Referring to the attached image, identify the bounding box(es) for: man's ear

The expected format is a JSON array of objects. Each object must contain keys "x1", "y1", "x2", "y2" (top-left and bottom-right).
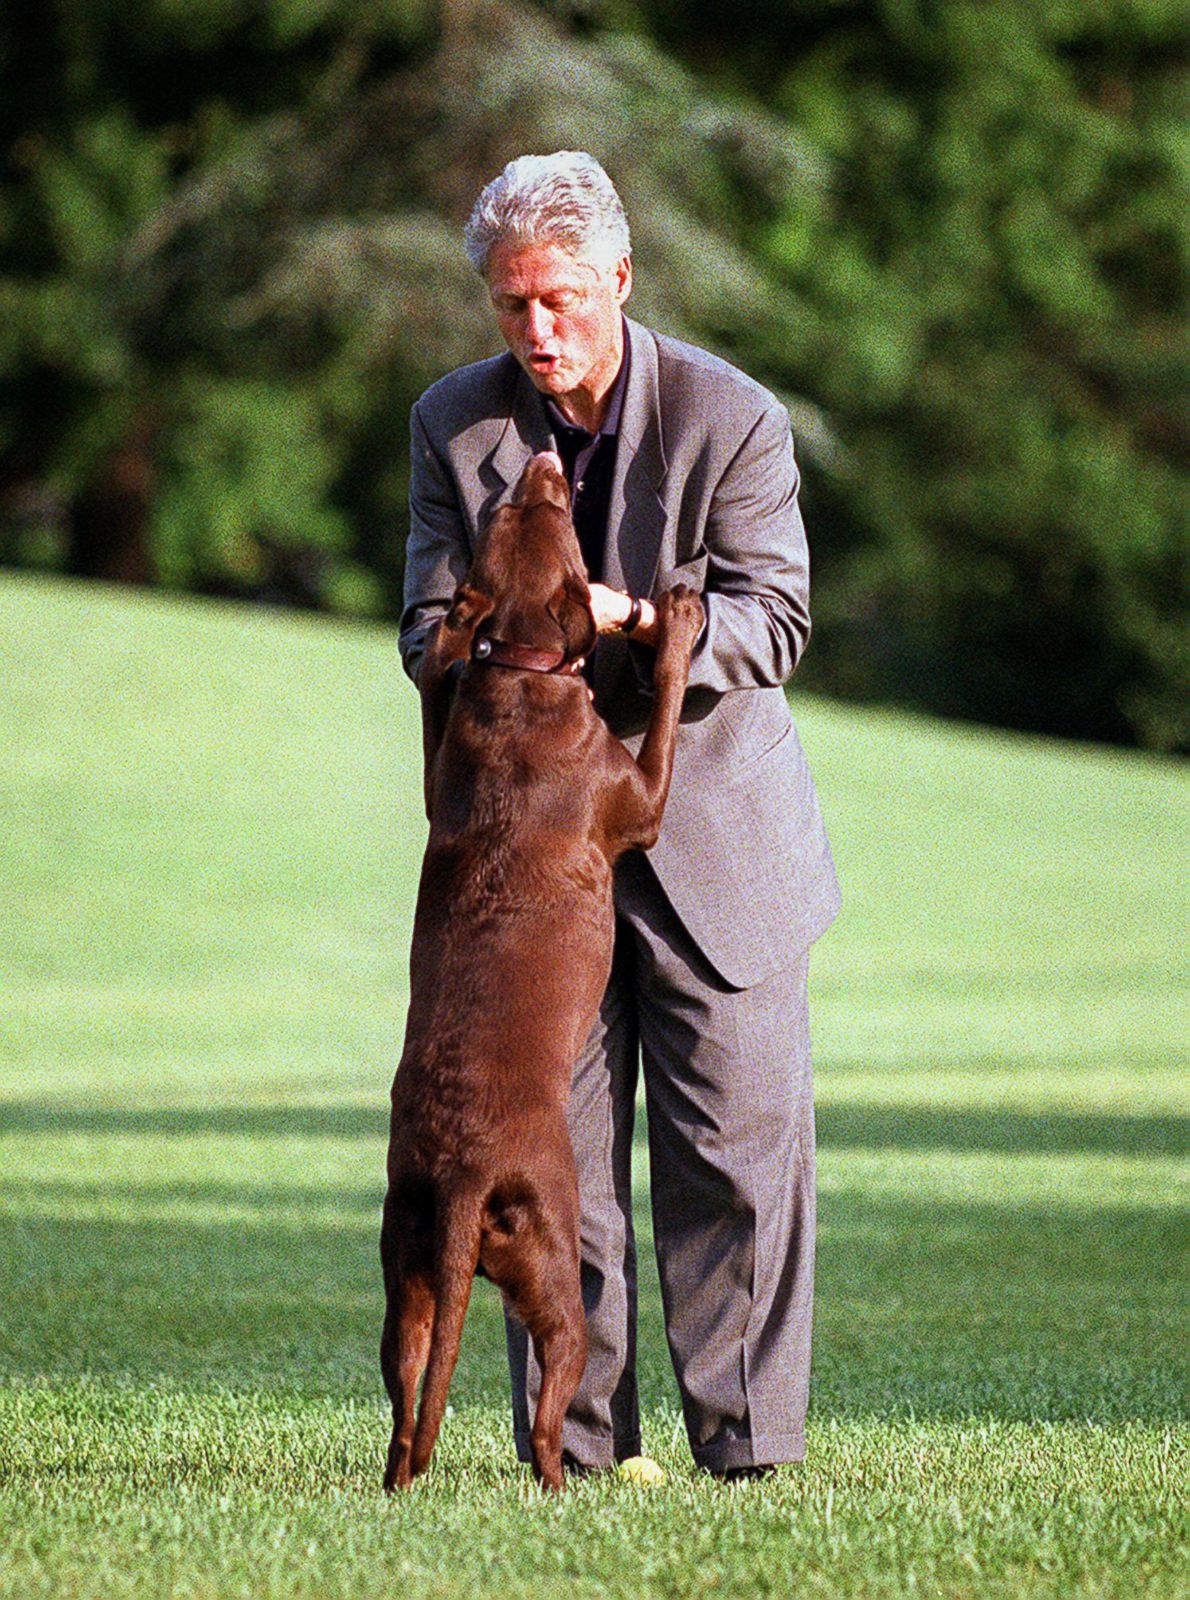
[
  {"x1": 612, "y1": 252, "x2": 633, "y2": 308},
  {"x1": 550, "y1": 572, "x2": 598, "y2": 659},
  {"x1": 446, "y1": 582, "x2": 494, "y2": 632}
]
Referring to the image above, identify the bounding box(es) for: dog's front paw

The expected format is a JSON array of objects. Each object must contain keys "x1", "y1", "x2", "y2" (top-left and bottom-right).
[{"x1": 654, "y1": 584, "x2": 704, "y2": 653}]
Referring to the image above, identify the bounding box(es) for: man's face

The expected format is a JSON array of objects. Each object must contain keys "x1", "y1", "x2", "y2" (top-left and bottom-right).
[{"x1": 486, "y1": 239, "x2": 632, "y2": 411}]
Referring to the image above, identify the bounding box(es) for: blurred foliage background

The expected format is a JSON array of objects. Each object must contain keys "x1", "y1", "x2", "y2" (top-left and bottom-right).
[{"x1": 1, "y1": 0, "x2": 1185, "y2": 748}]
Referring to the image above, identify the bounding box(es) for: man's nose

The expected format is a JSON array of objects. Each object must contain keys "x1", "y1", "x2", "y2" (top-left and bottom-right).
[{"x1": 524, "y1": 301, "x2": 554, "y2": 345}]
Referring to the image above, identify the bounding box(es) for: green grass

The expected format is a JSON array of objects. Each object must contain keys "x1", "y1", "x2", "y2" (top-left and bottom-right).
[{"x1": 0, "y1": 571, "x2": 1186, "y2": 1599}]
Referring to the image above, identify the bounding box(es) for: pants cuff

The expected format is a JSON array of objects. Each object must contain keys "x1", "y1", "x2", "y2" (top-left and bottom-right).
[
  {"x1": 691, "y1": 1429, "x2": 805, "y2": 1472},
  {"x1": 514, "y1": 1429, "x2": 642, "y2": 1471}
]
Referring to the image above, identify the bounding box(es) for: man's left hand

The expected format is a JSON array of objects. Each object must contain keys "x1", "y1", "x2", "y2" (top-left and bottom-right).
[{"x1": 589, "y1": 583, "x2": 658, "y2": 644}]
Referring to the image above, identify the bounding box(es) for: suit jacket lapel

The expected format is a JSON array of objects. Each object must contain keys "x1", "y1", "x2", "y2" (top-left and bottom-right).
[
  {"x1": 592, "y1": 319, "x2": 668, "y2": 711},
  {"x1": 487, "y1": 359, "x2": 555, "y2": 509},
  {"x1": 603, "y1": 317, "x2": 667, "y2": 597}
]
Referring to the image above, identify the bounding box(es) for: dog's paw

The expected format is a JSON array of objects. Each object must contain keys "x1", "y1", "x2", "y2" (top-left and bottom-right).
[{"x1": 655, "y1": 584, "x2": 704, "y2": 650}]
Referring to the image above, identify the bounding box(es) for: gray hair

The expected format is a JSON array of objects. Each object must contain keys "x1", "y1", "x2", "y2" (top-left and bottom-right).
[{"x1": 463, "y1": 151, "x2": 631, "y2": 276}]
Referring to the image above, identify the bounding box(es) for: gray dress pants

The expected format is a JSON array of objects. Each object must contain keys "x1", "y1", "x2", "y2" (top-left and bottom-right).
[{"x1": 506, "y1": 850, "x2": 817, "y2": 1473}]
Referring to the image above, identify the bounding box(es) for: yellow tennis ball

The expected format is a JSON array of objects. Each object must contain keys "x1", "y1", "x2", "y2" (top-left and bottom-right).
[{"x1": 618, "y1": 1455, "x2": 666, "y2": 1486}]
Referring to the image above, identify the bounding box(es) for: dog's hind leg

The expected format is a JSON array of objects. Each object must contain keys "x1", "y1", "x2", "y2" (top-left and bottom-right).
[
  {"x1": 380, "y1": 1188, "x2": 436, "y2": 1492},
  {"x1": 380, "y1": 1269, "x2": 435, "y2": 1492},
  {"x1": 481, "y1": 1173, "x2": 589, "y2": 1492},
  {"x1": 500, "y1": 1209, "x2": 587, "y2": 1492},
  {"x1": 527, "y1": 1275, "x2": 588, "y2": 1493}
]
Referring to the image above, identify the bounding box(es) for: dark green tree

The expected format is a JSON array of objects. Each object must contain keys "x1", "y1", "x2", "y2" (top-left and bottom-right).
[
  {"x1": 2, "y1": 0, "x2": 1184, "y2": 747},
  {"x1": 627, "y1": 0, "x2": 1187, "y2": 748},
  {"x1": 0, "y1": 0, "x2": 435, "y2": 601}
]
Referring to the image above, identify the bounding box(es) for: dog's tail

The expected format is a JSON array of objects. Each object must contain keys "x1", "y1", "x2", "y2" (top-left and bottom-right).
[{"x1": 410, "y1": 1186, "x2": 484, "y2": 1478}]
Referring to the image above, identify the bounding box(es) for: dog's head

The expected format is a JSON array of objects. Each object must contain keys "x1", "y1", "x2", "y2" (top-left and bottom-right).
[{"x1": 452, "y1": 452, "x2": 596, "y2": 662}]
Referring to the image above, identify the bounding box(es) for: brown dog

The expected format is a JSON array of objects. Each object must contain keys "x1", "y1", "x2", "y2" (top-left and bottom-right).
[{"x1": 380, "y1": 451, "x2": 702, "y2": 1493}]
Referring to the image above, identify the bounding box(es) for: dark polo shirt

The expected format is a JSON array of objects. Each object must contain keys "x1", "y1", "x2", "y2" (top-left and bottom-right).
[{"x1": 541, "y1": 318, "x2": 630, "y2": 584}]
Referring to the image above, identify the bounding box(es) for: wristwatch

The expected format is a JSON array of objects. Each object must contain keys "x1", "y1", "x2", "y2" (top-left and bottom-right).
[{"x1": 619, "y1": 595, "x2": 643, "y2": 636}]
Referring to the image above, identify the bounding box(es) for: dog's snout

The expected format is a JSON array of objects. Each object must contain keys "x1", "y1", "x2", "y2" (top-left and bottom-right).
[{"x1": 512, "y1": 451, "x2": 570, "y2": 509}]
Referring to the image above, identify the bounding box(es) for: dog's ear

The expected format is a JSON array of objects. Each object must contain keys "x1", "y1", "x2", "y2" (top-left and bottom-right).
[
  {"x1": 445, "y1": 582, "x2": 494, "y2": 632},
  {"x1": 550, "y1": 572, "x2": 598, "y2": 659}
]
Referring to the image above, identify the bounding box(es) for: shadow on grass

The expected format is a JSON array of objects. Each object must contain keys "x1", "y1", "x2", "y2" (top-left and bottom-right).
[
  {"x1": 0, "y1": 1203, "x2": 507, "y2": 1405},
  {"x1": 0, "y1": 1179, "x2": 1182, "y2": 1426},
  {"x1": 815, "y1": 1103, "x2": 1186, "y2": 1157},
  {"x1": 0, "y1": 1101, "x2": 387, "y2": 1140},
  {"x1": 2, "y1": 1097, "x2": 1184, "y2": 1157},
  {"x1": 0, "y1": 1177, "x2": 384, "y2": 1213}
]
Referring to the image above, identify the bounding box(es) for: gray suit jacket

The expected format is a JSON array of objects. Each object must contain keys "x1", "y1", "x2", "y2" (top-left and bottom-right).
[{"x1": 399, "y1": 315, "x2": 840, "y2": 986}]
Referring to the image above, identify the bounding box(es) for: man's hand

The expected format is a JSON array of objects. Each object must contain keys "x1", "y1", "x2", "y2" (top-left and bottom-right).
[{"x1": 588, "y1": 582, "x2": 659, "y2": 646}]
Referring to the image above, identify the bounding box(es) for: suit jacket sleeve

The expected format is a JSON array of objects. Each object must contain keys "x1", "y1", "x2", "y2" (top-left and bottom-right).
[
  {"x1": 398, "y1": 402, "x2": 471, "y2": 685},
  {"x1": 680, "y1": 400, "x2": 812, "y2": 695}
]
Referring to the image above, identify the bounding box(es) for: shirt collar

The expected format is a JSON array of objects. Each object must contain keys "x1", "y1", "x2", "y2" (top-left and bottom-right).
[{"x1": 543, "y1": 314, "x2": 631, "y2": 441}]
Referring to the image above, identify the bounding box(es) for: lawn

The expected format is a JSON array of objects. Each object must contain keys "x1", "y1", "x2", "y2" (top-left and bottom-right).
[{"x1": 0, "y1": 571, "x2": 1185, "y2": 1599}]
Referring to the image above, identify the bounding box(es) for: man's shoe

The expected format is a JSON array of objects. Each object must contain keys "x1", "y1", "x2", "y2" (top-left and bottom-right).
[{"x1": 713, "y1": 1464, "x2": 777, "y2": 1483}]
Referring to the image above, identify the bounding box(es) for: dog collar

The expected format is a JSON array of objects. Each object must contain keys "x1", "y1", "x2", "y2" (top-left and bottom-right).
[{"x1": 471, "y1": 638, "x2": 585, "y2": 676}]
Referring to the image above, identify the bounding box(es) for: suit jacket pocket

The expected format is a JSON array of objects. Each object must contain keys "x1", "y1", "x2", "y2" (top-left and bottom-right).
[{"x1": 727, "y1": 696, "x2": 794, "y2": 779}]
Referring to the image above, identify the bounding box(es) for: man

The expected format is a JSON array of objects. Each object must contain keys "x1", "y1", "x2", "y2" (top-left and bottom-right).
[{"x1": 399, "y1": 151, "x2": 840, "y2": 1478}]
